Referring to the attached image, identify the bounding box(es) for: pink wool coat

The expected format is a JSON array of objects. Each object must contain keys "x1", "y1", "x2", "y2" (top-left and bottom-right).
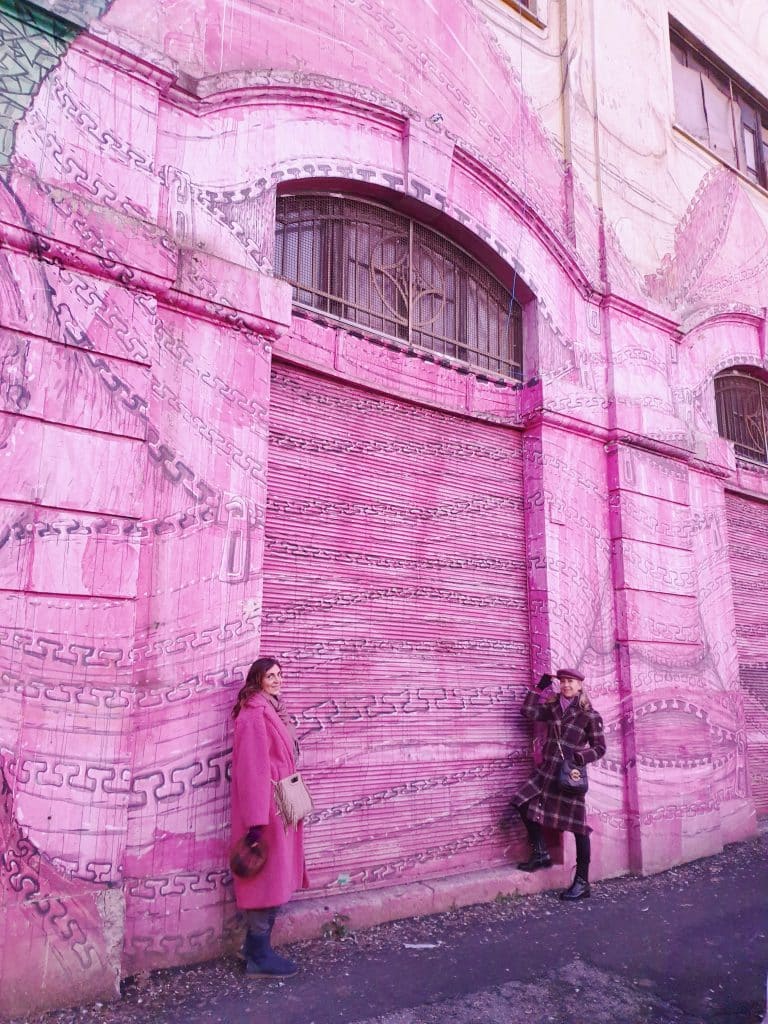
[
  {"x1": 231, "y1": 693, "x2": 309, "y2": 909},
  {"x1": 511, "y1": 689, "x2": 606, "y2": 835}
]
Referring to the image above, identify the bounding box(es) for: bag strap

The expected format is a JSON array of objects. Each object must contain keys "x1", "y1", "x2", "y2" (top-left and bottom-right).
[{"x1": 553, "y1": 722, "x2": 566, "y2": 761}]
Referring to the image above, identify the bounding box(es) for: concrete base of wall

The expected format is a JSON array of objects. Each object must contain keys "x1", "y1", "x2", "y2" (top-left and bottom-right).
[
  {"x1": 721, "y1": 800, "x2": 758, "y2": 846},
  {"x1": 272, "y1": 861, "x2": 611, "y2": 945},
  {"x1": 0, "y1": 889, "x2": 123, "y2": 1020},
  {"x1": 272, "y1": 816, "x2": 759, "y2": 945}
]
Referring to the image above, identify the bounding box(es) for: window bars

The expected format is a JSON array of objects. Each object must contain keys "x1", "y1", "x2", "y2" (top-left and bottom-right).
[
  {"x1": 715, "y1": 371, "x2": 768, "y2": 464},
  {"x1": 275, "y1": 193, "x2": 524, "y2": 380}
]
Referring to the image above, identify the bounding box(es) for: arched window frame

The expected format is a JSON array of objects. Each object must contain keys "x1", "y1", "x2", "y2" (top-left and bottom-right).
[
  {"x1": 714, "y1": 368, "x2": 768, "y2": 464},
  {"x1": 274, "y1": 192, "x2": 525, "y2": 381}
]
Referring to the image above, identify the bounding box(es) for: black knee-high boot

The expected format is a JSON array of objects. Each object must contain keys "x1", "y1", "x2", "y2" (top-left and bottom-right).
[
  {"x1": 516, "y1": 803, "x2": 552, "y2": 872},
  {"x1": 244, "y1": 907, "x2": 299, "y2": 977},
  {"x1": 560, "y1": 833, "x2": 591, "y2": 901}
]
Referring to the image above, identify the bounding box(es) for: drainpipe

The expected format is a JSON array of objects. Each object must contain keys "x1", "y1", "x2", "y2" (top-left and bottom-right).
[
  {"x1": 559, "y1": 0, "x2": 607, "y2": 284},
  {"x1": 560, "y1": 0, "x2": 642, "y2": 871}
]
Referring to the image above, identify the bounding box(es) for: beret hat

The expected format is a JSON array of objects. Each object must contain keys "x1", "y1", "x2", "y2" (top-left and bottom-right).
[{"x1": 556, "y1": 667, "x2": 585, "y2": 681}]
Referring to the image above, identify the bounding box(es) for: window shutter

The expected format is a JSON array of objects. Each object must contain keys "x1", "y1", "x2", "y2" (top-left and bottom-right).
[
  {"x1": 701, "y1": 76, "x2": 738, "y2": 164},
  {"x1": 671, "y1": 59, "x2": 709, "y2": 143}
]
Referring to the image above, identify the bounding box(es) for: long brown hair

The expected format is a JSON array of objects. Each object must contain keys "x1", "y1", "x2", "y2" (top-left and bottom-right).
[{"x1": 232, "y1": 657, "x2": 281, "y2": 719}]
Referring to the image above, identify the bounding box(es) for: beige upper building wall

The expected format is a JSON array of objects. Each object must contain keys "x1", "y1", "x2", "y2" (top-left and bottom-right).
[
  {"x1": 478, "y1": 0, "x2": 768, "y2": 281},
  {"x1": 671, "y1": 0, "x2": 768, "y2": 93}
]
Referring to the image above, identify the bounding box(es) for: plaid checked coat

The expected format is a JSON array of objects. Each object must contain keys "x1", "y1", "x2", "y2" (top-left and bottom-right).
[{"x1": 511, "y1": 688, "x2": 606, "y2": 835}]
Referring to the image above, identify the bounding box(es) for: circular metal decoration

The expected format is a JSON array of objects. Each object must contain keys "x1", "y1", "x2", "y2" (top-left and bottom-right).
[
  {"x1": 369, "y1": 235, "x2": 446, "y2": 329},
  {"x1": 275, "y1": 193, "x2": 524, "y2": 380}
]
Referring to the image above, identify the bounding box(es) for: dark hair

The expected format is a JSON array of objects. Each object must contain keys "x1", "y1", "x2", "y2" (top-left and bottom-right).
[{"x1": 232, "y1": 657, "x2": 281, "y2": 719}]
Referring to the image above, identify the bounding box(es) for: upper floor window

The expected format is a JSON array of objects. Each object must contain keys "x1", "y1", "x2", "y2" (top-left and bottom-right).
[
  {"x1": 715, "y1": 369, "x2": 768, "y2": 464},
  {"x1": 670, "y1": 23, "x2": 768, "y2": 189},
  {"x1": 498, "y1": 0, "x2": 547, "y2": 28},
  {"x1": 275, "y1": 193, "x2": 524, "y2": 380}
]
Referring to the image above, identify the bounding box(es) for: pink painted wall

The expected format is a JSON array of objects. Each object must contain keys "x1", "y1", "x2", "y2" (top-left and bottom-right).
[{"x1": 0, "y1": 0, "x2": 764, "y2": 1014}]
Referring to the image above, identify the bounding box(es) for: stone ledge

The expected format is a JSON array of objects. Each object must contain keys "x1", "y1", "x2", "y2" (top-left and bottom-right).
[{"x1": 273, "y1": 863, "x2": 575, "y2": 944}]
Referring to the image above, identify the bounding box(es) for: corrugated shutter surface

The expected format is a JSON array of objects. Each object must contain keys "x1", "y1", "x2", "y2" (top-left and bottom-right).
[
  {"x1": 726, "y1": 492, "x2": 768, "y2": 813},
  {"x1": 260, "y1": 365, "x2": 532, "y2": 893}
]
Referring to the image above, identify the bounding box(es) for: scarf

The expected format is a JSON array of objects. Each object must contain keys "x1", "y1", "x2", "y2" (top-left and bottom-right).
[{"x1": 269, "y1": 694, "x2": 301, "y2": 763}]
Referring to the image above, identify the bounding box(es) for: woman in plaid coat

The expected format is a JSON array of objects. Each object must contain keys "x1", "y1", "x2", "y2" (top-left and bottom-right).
[{"x1": 510, "y1": 668, "x2": 606, "y2": 900}]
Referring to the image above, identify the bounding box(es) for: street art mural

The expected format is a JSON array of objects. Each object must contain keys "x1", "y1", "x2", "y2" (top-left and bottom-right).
[{"x1": 0, "y1": 0, "x2": 765, "y2": 1014}]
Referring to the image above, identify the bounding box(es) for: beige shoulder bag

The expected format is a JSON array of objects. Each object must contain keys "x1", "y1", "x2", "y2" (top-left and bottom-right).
[{"x1": 273, "y1": 771, "x2": 314, "y2": 827}]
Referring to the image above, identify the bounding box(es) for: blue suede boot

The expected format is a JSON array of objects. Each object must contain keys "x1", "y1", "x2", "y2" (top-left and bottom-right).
[{"x1": 244, "y1": 929, "x2": 298, "y2": 978}]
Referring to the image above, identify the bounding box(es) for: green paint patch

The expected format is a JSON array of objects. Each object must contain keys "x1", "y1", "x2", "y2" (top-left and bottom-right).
[{"x1": 0, "y1": 0, "x2": 113, "y2": 171}]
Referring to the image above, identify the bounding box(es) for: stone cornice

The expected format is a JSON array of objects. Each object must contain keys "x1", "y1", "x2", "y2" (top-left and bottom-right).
[
  {"x1": 72, "y1": 30, "x2": 178, "y2": 93},
  {"x1": 678, "y1": 306, "x2": 768, "y2": 337},
  {"x1": 45, "y1": 28, "x2": 698, "y2": 328},
  {"x1": 600, "y1": 293, "x2": 680, "y2": 334}
]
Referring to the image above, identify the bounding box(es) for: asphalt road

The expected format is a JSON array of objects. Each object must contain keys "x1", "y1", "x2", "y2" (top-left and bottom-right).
[{"x1": 19, "y1": 826, "x2": 768, "y2": 1024}]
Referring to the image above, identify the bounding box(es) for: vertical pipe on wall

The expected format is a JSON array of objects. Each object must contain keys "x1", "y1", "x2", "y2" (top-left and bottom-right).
[
  {"x1": 558, "y1": 0, "x2": 607, "y2": 283},
  {"x1": 586, "y1": 0, "x2": 608, "y2": 284},
  {"x1": 558, "y1": 0, "x2": 577, "y2": 245}
]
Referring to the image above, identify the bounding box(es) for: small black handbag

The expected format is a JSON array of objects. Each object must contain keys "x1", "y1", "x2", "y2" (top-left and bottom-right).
[{"x1": 554, "y1": 726, "x2": 589, "y2": 795}]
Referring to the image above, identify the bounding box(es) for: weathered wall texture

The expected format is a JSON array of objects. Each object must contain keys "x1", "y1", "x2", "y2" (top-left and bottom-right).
[{"x1": 0, "y1": 0, "x2": 765, "y2": 1014}]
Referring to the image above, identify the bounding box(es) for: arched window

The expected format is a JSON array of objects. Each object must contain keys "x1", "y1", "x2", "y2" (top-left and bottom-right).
[
  {"x1": 714, "y1": 369, "x2": 768, "y2": 463},
  {"x1": 275, "y1": 193, "x2": 524, "y2": 380}
]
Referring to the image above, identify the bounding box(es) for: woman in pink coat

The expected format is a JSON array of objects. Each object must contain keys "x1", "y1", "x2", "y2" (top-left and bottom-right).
[{"x1": 231, "y1": 657, "x2": 309, "y2": 977}]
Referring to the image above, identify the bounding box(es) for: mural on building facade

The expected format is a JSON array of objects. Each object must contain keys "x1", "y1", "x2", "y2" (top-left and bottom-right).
[{"x1": 0, "y1": 0, "x2": 764, "y2": 1014}]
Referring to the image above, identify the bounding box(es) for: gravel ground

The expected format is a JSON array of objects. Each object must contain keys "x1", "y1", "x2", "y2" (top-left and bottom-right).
[
  {"x1": 354, "y1": 960, "x2": 705, "y2": 1024},
  {"x1": 10, "y1": 828, "x2": 768, "y2": 1024}
]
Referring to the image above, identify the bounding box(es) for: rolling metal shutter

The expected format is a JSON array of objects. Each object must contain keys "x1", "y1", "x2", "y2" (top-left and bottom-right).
[
  {"x1": 260, "y1": 364, "x2": 532, "y2": 893},
  {"x1": 726, "y1": 492, "x2": 768, "y2": 813}
]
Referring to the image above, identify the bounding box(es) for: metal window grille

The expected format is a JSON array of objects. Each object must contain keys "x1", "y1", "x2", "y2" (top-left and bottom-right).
[
  {"x1": 275, "y1": 193, "x2": 524, "y2": 380},
  {"x1": 715, "y1": 371, "x2": 768, "y2": 464}
]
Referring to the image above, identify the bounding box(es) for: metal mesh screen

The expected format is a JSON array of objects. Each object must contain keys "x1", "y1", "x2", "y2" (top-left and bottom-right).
[
  {"x1": 275, "y1": 194, "x2": 524, "y2": 379},
  {"x1": 715, "y1": 372, "x2": 768, "y2": 464}
]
